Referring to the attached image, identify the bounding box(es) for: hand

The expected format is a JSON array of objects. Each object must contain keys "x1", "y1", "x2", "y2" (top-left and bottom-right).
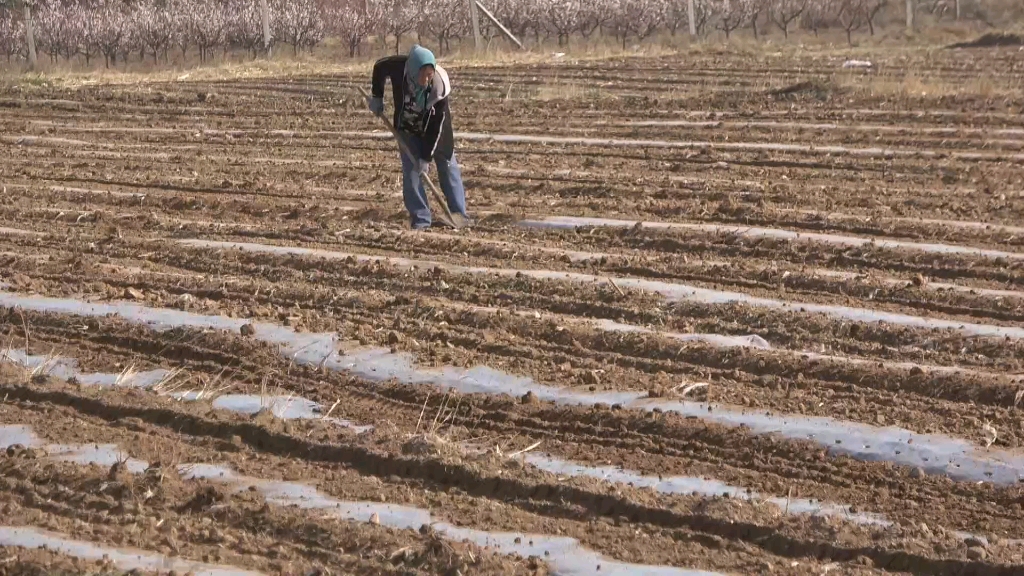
[
  {"x1": 417, "y1": 159, "x2": 431, "y2": 175},
  {"x1": 368, "y1": 96, "x2": 384, "y2": 115}
]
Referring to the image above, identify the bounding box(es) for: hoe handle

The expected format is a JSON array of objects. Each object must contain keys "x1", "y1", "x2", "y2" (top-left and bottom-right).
[{"x1": 357, "y1": 87, "x2": 459, "y2": 228}]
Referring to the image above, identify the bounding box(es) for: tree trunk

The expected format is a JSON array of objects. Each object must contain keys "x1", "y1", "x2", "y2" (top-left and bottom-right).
[
  {"x1": 905, "y1": 0, "x2": 913, "y2": 29},
  {"x1": 466, "y1": 0, "x2": 481, "y2": 50},
  {"x1": 23, "y1": 2, "x2": 37, "y2": 70},
  {"x1": 261, "y1": 0, "x2": 272, "y2": 57},
  {"x1": 687, "y1": 0, "x2": 697, "y2": 35}
]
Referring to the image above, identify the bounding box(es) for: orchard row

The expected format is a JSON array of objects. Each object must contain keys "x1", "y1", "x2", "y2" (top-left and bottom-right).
[{"x1": 0, "y1": 0, "x2": 985, "y2": 67}]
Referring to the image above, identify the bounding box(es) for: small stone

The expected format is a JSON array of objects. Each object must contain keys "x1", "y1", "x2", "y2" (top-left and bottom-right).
[
  {"x1": 124, "y1": 287, "x2": 145, "y2": 300},
  {"x1": 910, "y1": 366, "x2": 925, "y2": 376},
  {"x1": 909, "y1": 467, "x2": 925, "y2": 479},
  {"x1": 387, "y1": 331, "x2": 401, "y2": 346},
  {"x1": 240, "y1": 324, "x2": 255, "y2": 337},
  {"x1": 966, "y1": 547, "x2": 987, "y2": 561},
  {"x1": 848, "y1": 505, "x2": 858, "y2": 514},
  {"x1": 912, "y1": 273, "x2": 928, "y2": 287},
  {"x1": 876, "y1": 414, "x2": 886, "y2": 425},
  {"x1": 583, "y1": 370, "x2": 600, "y2": 386},
  {"x1": 369, "y1": 512, "x2": 380, "y2": 525},
  {"x1": 521, "y1": 391, "x2": 539, "y2": 405}
]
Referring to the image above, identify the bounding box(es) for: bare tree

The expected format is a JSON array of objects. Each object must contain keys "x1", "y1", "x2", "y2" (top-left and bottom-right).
[
  {"x1": 748, "y1": 0, "x2": 766, "y2": 38},
  {"x1": 95, "y1": 0, "x2": 129, "y2": 67},
  {"x1": 417, "y1": 0, "x2": 467, "y2": 54},
  {"x1": 0, "y1": 7, "x2": 24, "y2": 62},
  {"x1": 612, "y1": 0, "x2": 666, "y2": 47},
  {"x1": 768, "y1": 0, "x2": 807, "y2": 37},
  {"x1": 836, "y1": 0, "x2": 866, "y2": 44},
  {"x1": 226, "y1": 0, "x2": 268, "y2": 58},
  {"x1": 490, "y1": 0, "x2": 537, "y2": 44},
  {"x1": 801, "y1": 0, "x2": 838, "y2": 35},
  {"x1": 716, "y1": 0, "x2": 751, "y2": 37},
  {"x1": 273, "y1": 0, "x2": 323, "y2": 54},
  {"x1": 379, "y1": 0, "x2": 417, "y2": 53},
  {"x1": 538, "y1": 0, "x2": 585, "y2": 46},
  {"x1": 129, "y1": 1, "x2": 157, "y2": 61},
  {"x1": 330, "y1": 0, "x2": 382, "y2": 57},
  {"x1": 862, "y1": 0, "x2": 887, "y2": 34},
  {"x1": 192, "y1": 0, "x2": 227, "y2": 61}
]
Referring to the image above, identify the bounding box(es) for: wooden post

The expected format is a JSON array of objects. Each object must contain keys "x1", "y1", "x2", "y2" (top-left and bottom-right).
[
  {"x1": 954, "y1": 0, "x2": 960, "y2": 20},
  {"x1": 905, "y1": 0, "x2": 913, "y2": 29},
  {"x1": 475, "y1": 0, "x2": 523, "y2": 48},
  {"x1": 687, "y1": 0, "x2": 697, "y2": 35},
  {"x1": 260, "y1": 0, "x2": 271, "y2": 57},
  {"x1": 466, "y1": 0, "x2": 481, "y2": 50},
  {"x1": 23, "y1": 0, "x2": 36, "y2": 69}
]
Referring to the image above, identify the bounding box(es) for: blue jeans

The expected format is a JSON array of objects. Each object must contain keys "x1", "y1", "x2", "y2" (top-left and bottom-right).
[{"x1": 399, "y1": 133, "x2": 467, "y2": 229}]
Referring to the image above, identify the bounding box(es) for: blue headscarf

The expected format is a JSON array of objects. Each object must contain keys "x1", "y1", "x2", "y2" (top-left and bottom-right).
[{"x1": 405, "y1": 44, "x2": 437, "y2": 110}]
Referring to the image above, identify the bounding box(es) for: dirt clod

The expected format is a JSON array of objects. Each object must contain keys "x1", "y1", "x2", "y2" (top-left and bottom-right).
[
  {"x1": 964, "y1": 537, "x2": 987, "y2": 549},
  {"x1": 966, "y1": 547, "x2": 988, "y2": 560}
]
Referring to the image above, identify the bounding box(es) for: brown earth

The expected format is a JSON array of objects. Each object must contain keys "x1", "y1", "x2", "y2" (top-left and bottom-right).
[{"x1": 1, "y1": 46, "x2": 1024, "y2": 575}]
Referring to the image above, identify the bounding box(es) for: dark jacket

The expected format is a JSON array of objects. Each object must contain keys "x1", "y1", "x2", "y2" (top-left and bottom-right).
[{"x1": 371, "y1": 55, "x2": 455, "y2": 162}]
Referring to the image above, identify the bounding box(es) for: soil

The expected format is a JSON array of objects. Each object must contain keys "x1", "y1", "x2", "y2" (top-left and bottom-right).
[{"x1": 2, "y1": 47, "x2": 1024, "y2": 575}]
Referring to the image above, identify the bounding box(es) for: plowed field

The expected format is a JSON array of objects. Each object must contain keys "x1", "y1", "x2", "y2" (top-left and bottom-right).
[{"x1": 2, "y1": 48, "x2": 1024, "y2": 575}]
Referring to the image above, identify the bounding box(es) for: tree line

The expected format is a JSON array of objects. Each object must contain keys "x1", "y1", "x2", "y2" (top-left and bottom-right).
[{"x1": 0, "y1": 0, "x2": 1012, "y2": 68}]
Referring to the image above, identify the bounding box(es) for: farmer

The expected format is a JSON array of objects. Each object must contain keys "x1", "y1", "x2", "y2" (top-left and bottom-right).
[{"x1": 368, "y1": 45, "x2": 469, "y2": 229}]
